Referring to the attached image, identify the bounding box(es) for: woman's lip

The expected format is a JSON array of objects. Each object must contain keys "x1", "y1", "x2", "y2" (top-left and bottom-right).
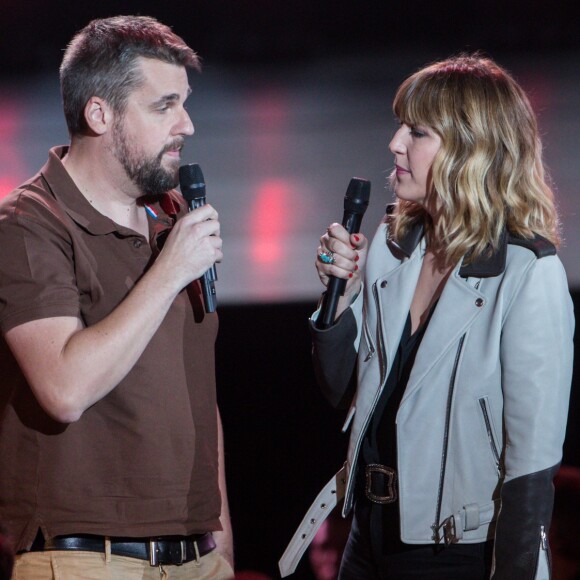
[{"x1": 395, "y1": 164, "x2": 410, "y2": 174}]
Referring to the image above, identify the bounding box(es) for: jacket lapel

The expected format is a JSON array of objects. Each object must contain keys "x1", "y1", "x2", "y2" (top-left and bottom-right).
[
  {"x1": 375, "y1": 243, "x2": 423, "y2": 378},
  {"x1": 400, "y1": 269, "x2": 485, "y2": 406},
  {"x1": 376, "y1": 217, "x2": 505, "y2": 405}
]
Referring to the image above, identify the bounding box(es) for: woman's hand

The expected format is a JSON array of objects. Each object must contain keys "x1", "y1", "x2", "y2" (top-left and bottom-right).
[{"x1": 316, "y1": 223, "x2": 368, "y2": 319}]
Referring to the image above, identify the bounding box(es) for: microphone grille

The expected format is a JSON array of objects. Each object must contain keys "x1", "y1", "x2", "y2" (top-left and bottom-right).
[
  {"x1": 344, "y1": 177, "x2": 371, "y2": 214},
  {"x1": 179, "y1": 164, "x2": 205, "y2": 201}
]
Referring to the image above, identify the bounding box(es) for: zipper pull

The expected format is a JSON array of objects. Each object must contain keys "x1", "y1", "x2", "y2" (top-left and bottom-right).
[{"x1": 540, "y1": 525, "x2": 548, "y2": 550}]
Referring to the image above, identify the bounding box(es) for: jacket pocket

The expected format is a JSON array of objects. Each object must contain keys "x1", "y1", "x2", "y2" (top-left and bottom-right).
[{"x1": 478, "y1": 396, "x2": 502, "y2": 475}]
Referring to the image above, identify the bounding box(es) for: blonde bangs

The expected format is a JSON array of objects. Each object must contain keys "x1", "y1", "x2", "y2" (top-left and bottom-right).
[
  {"x1": 390, "y1": 55, "x2": 560, "y2": 265},
  {"x1": 393, "y1": 69, "x2": 449, "y2": 134}
]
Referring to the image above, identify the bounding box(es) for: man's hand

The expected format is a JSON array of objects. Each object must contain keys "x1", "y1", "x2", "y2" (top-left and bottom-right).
[{"x1": 153, "y1": 204, "x2": 223, "y2": 293}]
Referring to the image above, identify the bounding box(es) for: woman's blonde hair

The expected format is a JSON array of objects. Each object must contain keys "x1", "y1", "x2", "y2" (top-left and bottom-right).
[{"x1": 390, "y1": 54, "x2": 560, "y2": 264}]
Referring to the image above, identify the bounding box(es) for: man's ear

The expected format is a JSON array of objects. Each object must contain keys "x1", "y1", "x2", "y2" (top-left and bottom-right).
[{"x1": 83, "y1": 97, "x2": 113, "y2": 135}]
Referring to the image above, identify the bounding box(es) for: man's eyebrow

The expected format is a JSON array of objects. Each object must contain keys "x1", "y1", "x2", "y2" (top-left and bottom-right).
[
  {"x1": 151, "y1": 94, "x2": 179, "y2": 108},
  {"x1": 151, "y1": 87, "x2": 192, "y2": 108}
]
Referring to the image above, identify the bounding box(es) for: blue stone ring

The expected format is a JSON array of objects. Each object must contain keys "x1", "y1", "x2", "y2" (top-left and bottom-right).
[{"x1": 319, "y1": 250, "x2": 335, "y2": 265}]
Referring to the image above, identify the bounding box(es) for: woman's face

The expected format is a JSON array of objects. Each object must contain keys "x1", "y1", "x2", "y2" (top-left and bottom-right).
[{"x1": 389, "y1": 122, "x2": 441, "y2": 206}]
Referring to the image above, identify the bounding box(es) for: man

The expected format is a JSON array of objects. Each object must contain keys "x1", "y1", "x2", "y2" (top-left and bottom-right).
[{"x1": 0, "y1": 15, "x2": 234, "y2": 579}]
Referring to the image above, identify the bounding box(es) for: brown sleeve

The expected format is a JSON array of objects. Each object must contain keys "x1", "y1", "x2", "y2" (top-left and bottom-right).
[{"x1": 0, "y1": 192, "x2": 80, "y2": 334}]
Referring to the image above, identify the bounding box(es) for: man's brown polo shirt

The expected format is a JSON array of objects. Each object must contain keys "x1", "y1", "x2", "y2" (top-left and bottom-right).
[{"x1": 0, "y1": 147, "x2": 221, "y2": 551}]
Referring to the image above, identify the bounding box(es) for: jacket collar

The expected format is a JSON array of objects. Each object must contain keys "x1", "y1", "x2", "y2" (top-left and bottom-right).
[{"x1": 387, "y1": 218, "x2": 508, "y2": 278}]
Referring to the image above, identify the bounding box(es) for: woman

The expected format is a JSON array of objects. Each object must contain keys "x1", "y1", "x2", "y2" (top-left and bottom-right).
[{"x1": 310, "y1": 55, "x2": 574, "y2": 579}]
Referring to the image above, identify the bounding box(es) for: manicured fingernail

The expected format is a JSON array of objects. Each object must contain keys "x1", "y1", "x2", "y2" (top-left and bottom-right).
[
  {"x1": 354, "y1": 235, "x2": 360, "y2": 242},
  {"x1": 355, "y1": 255, "x2": 359, "y2": 262},
  {"x1": 355, "y1": 265, "x2": 358, "y2": 271},
  {"x1": 349, "y1": 273, "x2": 353, "y2": 278}
]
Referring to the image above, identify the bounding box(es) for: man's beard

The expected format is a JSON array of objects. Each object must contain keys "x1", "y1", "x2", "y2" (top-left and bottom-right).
[{"x1": 112, "y1": 122, "x2": 182, "y2": 197}]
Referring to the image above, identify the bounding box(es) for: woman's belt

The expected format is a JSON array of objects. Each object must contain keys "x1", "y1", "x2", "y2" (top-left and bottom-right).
[{"x1": 364, "y1": 463, "x2": 398, "y2": 504}]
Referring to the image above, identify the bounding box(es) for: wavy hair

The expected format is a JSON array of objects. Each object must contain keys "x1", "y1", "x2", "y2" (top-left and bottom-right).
[{"x1": 390, "y1": 54, "x2": 560, "y2": 264}]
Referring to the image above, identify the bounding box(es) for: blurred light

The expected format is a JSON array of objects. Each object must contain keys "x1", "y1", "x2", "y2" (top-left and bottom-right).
[
  {"x1": 248, "y1": 90, "x2": 288, "y2": 128},
  {"x1": 0, "y1": 99, "x2": 26, "y2": 200},
  {"x1": 0, "y1": 177, "x2": 20, "y2": 199},
  {"x1": 247, "y1": 89, "x2": 288, "y2": 169},
  {"x1": 247, "y1": 89, "x2": 292, "y2": 267},
  {"x1": 250, "y1": 179, "x2": 293, "y2": 264}
]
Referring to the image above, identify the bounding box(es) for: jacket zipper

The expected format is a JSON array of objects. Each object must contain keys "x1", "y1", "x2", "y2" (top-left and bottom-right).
[
  {"x1": 362, "y1": 319, "x2": 376, "y2": 362},
  {"x1": 431, "y1": 278, "x2": 482, "y2": 543},
  {"x1": 478, "y1": 398, "x2": 501, "y2": 473},
  {"x1": 372, "y1": 282, "x2": 387, "y2": 384},
  {"x1": 431, "y1": 333, "x2": 466, "y2": 543},
  {"x1": 345, "y1": 282, "x2": 388, "y2": 507},
  {"x1": 540, "y1": 525, "x2": 551, "y2": 572}
]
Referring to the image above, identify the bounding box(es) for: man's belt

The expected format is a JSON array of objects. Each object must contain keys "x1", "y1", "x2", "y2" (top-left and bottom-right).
[
  {"x1": 365, "y1": 463, "x2": 397, "y2": 504},
  {"x1": 27, "y1": 532, "x2": 216, "y2": 566}
]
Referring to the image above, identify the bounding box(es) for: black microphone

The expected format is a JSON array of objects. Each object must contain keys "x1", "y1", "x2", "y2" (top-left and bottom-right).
[
  {"x1": 179, "y1": 163, "x2": 218, "y2": 313},
  {"x1": 316, "y1": 177, "x2": 371, "y2": 330}
]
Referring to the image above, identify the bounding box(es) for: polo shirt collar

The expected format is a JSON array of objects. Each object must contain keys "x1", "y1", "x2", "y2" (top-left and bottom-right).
[{"x1": 40, "y1": 146, "x2": 179, "y2": 237}]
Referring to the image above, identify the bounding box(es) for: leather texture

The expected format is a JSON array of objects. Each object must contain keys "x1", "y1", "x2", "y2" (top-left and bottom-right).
[
  {"x1": 299, "y1": 221, "x2": 574, "y2": 578},
  {"x1": 29, "y1": 532, "x2": 215, "y2": 565},
  {"x1": 492, "y1": 466, "x2": 558, "y2": 579},
  {"x1": 279, "y1": 466, "x2": 347, "y2": 577}
]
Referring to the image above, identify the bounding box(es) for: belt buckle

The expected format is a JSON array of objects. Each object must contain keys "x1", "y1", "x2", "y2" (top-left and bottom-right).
[
  {"x1": 365, "y1": 464, "x2": 397, "y2": 504},
  {"x1": 149, "y1": 539, "x2": 187, "y2": 567},
  {"x1": 149, "y1": 540, "x2": 159, "y2": 567},
  {"x1": 431, "y1": 515, "x2": 458, "y2": 546},
  {"x1": 442, "y1": 515, "x2": 459, "y2": 546}
]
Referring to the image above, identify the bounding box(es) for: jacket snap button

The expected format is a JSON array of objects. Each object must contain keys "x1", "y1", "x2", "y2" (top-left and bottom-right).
[
  {"x1": 380, "y1": 280, "x2": 387, "y2": 288},
  {"x1": 133, "y1": 239, "x2": 143, "y2": 249},
  {"x1": 475, "y1": 298, "x2": 484, "y2": 307}
]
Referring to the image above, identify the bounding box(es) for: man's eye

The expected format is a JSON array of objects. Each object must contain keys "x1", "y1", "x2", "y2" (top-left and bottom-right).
[{"x1": 157, "y1": 102, "x2": 175, "y2": 113}]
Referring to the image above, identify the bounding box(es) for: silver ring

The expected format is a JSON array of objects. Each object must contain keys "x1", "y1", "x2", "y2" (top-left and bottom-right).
[{"x1": 319, "y1": 250, "x2": 335, "y2": 265}]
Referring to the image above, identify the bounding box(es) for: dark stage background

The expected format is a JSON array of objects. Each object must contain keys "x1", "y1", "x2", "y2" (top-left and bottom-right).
[{"x1": 1, "y1": 1, "x2": 578, "y2": 577}]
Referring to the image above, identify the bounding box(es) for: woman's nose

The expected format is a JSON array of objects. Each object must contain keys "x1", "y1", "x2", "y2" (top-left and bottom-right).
[{"x1": 389, "y1": 126, "x2": 407, "y2": 155}]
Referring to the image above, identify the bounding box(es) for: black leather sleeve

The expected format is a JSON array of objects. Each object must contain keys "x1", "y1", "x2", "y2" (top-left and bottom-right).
[
  {"x1": 492, "y1": 464, "x2": 559, "y2": 579},
  {"x1": 310, "y1": 308, "x2": 358, "y2": 409}
]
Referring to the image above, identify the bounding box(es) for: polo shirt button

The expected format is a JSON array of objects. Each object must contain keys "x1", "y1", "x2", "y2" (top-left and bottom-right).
[
  {"x1": 475, "y1": 298, "x2": 484, "y2": 307},
  {"x1": 380, "y1": 280, "x2": 387, "y2": 288},
  {"x1": 133, "y1": 239, "x2": 143, "y2": 249}
]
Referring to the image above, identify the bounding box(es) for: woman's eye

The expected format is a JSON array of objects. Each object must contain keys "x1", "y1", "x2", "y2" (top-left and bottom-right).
[{"x1": 410, "y1": 127, "x2": 426, "y2": 138}]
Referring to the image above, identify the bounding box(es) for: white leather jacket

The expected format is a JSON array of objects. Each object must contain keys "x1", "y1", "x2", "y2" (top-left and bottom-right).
[{"x1": 280, "y1": 218, "x2": 574, "y2": 579}]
